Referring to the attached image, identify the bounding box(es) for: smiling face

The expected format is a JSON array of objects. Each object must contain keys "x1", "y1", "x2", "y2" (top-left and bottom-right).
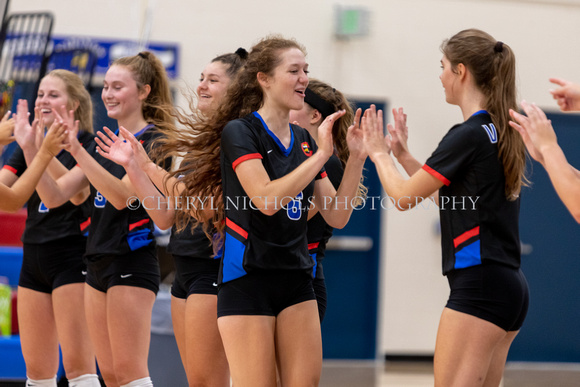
[
  {"x1": 35, "y1": 75, "x2": 71, "y2": 127},
  {"x1": 196, "y1": 61, "x2": 231, "y2": 114},
  {"x1": 261, "y1": 47, "x2": 309, "y2": 112},
  {"x1": 101, "y1": 65, "x2": 146, "y2": 121},
  {"x1": 440, "y1": 55, "x2": 460, "y2": 105}
]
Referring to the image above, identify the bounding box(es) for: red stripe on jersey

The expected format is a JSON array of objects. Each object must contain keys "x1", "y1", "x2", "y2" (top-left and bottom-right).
[
  {"x1": 308, "y1": 242, "x2": 320, "y2": 250},
  {"x1": 226, "y1": 217, "x2": 248, "y2": 239},
  {"x1": 129, "y1": 218, "x2": 150, "y2": 231},
  {"x1": 80, "y1": 217, "x2": 91, "y2": 232},
  {"x1": 232, "y1": 153, "x2": 262, "y2": 171},
  {"x1": 453, "y1": 226, "x2": 480, "y2": 248},
  {"x1": 422, "y1": 164, "x2": 450, "y2": 186},
  {"x1": 320, "y1": 171, "x2": 328, "y2": 179},
  {"x1": 2, "y1": 165, "x2": 17, "y2": 174}
]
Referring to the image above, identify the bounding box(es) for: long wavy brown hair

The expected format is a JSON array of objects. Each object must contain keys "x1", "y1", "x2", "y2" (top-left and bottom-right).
[
  {"x1": 441, "y1": 29, "x2": 528, "y2": 199},
  {"x1": 305, "y1": 78, "x2": 367, "y2": 202},
  {"x1": 158, "y1": 36, "x2": 305, "y2": 240}
]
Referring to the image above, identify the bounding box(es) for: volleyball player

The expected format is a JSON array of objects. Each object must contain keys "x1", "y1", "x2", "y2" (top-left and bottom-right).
[
  {"x1": 289, "y1": 78, "x2": 364, "y2": 321},
  {"x1": 160, "y1": 35, "x2": 366, "y2": 387},
  {"x1": 2, "y1": 70, "x2": 100, "y2": 387},
  {"x1": 95, "y1": 49, "x2": 249, "y2": 386},
  {"x1": 33, "y1": 52, "x2": 173, "y2": 387},
  {"x1": 362, "y1": 29, "x2": 529, "y2": 386}
]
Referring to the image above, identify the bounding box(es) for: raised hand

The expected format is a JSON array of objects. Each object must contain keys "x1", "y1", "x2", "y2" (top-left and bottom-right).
[
  {"x1": 346, "y1": 108, "x2": 367, "y2": 161},
  {"x1": 95, "y1": 126, "x2": 135, "y2": 167},
  {"x1": 549, "y1": 78, "x2": 580, "y2": 112},
  {"x1": 361, "y1": 104, "x2": 389, "y2": 162},
  {"x1": 40, "y1": 119, "x2": 67, "y2": 157},
  {"x1": 0, "y1": 110, "x2": 15, "y2": 145},
  {"x1": 316, "y1": 110, "x2": 345, "y2": 159},
  {"x1": 14, "y1": 100, "x2": 33, "y2": 148},
  {"x1": 509, "y1": 101, "x2": 556, "y2": 165},
  {"x1": 387, "y1": 107, "x2": 409, "y2": 159},
  {"x1": 118, "y1": 126, "x2": 154, "y2": 170}
]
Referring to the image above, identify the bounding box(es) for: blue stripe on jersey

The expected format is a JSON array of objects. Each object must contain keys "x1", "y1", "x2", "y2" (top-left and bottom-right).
[
  {"x1": 311, "y1": 252, "x2": 318, "y2": 278},
  {"x1": 454, "y1": 239, "x2": 482, "y2": 269},
  {"x1": 222, "y1": 231, "x2": 248, "y2": 282},
  {"x1": 472, "y1": 110, "x2": 488, "y2": 117},
  {"x1": 252, "y1": 111, "x2": 294, "y2": 157}
]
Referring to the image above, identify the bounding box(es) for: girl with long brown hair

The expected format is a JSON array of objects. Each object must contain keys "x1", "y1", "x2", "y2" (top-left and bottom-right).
[
  {"x1": 141, "y1": 35, "x2": 366, "y2": 386},
  {"x1": 362, "y1": 29, "x2": 529, "y2": 386}
]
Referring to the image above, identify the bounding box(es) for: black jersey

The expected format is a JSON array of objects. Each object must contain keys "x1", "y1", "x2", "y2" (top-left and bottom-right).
[
  {"x1": 166, "y1": 223, "x2": 214, "y2": 259},
  {"x1": 219, "y1": 112, "x2": 325, "y2": 283},
  {"x1": 423, "y1": 111, "x2": 521, "y2": 275},
  {"x1": 3, "y1": 131, "x2": 94, "y2": 244},
  {"x1": 307, "y1": 154, "x2": 343, "y2": 279},
  {"x1": 84, "y1": 125, "x2": 161, "y2": 259}
]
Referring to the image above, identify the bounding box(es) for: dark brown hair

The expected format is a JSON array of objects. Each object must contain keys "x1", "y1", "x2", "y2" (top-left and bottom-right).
[
  {"x1": 305, "y1": 78, "x2": 366, "y2": 201},
  {"x1": 160, "y1": 36, "x2": 304, "y2": 239}
]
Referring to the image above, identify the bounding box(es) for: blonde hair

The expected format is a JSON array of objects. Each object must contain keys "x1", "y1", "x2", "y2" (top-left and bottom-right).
[{"x1": 44, "y1": 69, "x2": 93, "y2": 133}]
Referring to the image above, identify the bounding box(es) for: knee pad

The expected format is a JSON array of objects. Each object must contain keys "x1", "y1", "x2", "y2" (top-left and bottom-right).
[
  {"x1": 68, "y1": 373, "x2": 101, "y2": 387},
  {"x1": 26, "y1": 376, "x2": 57, "y2": 387},
  {"x1": 120, "y1": 376, "x2": 154, "y2": 387}
]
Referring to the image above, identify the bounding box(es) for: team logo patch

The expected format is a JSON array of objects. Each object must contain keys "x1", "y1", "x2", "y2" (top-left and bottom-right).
[{"x1": 301, "y1": 142, "x2": 313, "y2": 156}]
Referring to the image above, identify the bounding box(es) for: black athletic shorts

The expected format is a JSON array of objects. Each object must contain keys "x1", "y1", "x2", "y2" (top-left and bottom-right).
[
  {"x1": 217, "y1": 269, "x2": 316, "y2": 318},
  {"x1": 171, "y1": 255, "x2": 220, "y2": 299},
  {"x1": 446, "y1": 263, "x2": 529, "y2": 331},
  {"x1": 85, "y1": 247, "x2": 160, "y2": 294},
  {"x1": 313, "y1": 277, "x2": 327, "y2": 322},
  {"x1": 19, "y1": 236, "x2": 87, "y2": 293}
]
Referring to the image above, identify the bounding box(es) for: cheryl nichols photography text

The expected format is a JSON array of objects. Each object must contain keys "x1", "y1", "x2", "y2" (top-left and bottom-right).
[{"x1": 126, "y1": 194, "x2": 480, "y2": 212}]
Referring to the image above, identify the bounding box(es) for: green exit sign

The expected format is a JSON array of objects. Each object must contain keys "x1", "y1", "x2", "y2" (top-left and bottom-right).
[{"x1": 335, "y1": 6, "x2": 370, "y2": 38}]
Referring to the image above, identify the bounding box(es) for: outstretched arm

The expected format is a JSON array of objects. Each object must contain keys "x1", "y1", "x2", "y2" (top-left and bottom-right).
[
  {"x1": 66, "y1": 124, "x2": 137, "y2": 210},
  {"x1": 13, "y1": 99, "x2": 89, "y2": 208},
  {"x1": 0, "y1": 119, "x2": 67, "y2": 212},
  {"x1": 95, "y1": 126, "x2": 177, "y2": 229},
  {"x1": 234, "y1": 111, "x2": 344, "y2": 215},
  {"x1": 362, "y1": 105, "x2": 442, "y2": 210},
  {"x1": 509, "y1": 101, "x2": 580, "y2": 223},
  {"x1": 18, "y1": 105, "x2": 90, "y2": 205},
  {"x1": 313, "y1": 108, "x2": 367, "y2": 228}
]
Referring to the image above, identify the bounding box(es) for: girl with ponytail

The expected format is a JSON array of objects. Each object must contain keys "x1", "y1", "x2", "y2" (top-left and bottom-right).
[
  {"x1": 362, "y1": 29, "x2": 529, "y2": 386},
  {"x1": 33, "y1": 51, "x2": 173, "y2": 387},
  {"x1": 96, "y1": 49, "x2": 249, "y2": 386}
]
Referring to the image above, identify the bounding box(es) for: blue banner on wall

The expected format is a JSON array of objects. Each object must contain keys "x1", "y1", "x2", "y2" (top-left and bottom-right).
[{"x1": 50, "y1": 35, "x2": 179, "y2": 79}]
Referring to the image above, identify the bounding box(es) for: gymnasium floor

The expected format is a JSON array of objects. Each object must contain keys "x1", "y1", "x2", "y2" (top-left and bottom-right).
[{"x1": 319, "y1": 360, "x2": 580, "y2": 387}]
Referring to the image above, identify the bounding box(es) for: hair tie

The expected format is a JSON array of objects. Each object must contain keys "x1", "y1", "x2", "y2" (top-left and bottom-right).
[
  {"x1": 304, "y1": 88, "x2": 335, "y2": 119},
  {"x1": 138, "y1": 52, "x2": 147, "y2": 59},
  {"x1": 235, "y1": 47, "x2": 248, "y2": 59},
  {"x1": 494, "y1": 41, "x2": 504, "y2": 53}
]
